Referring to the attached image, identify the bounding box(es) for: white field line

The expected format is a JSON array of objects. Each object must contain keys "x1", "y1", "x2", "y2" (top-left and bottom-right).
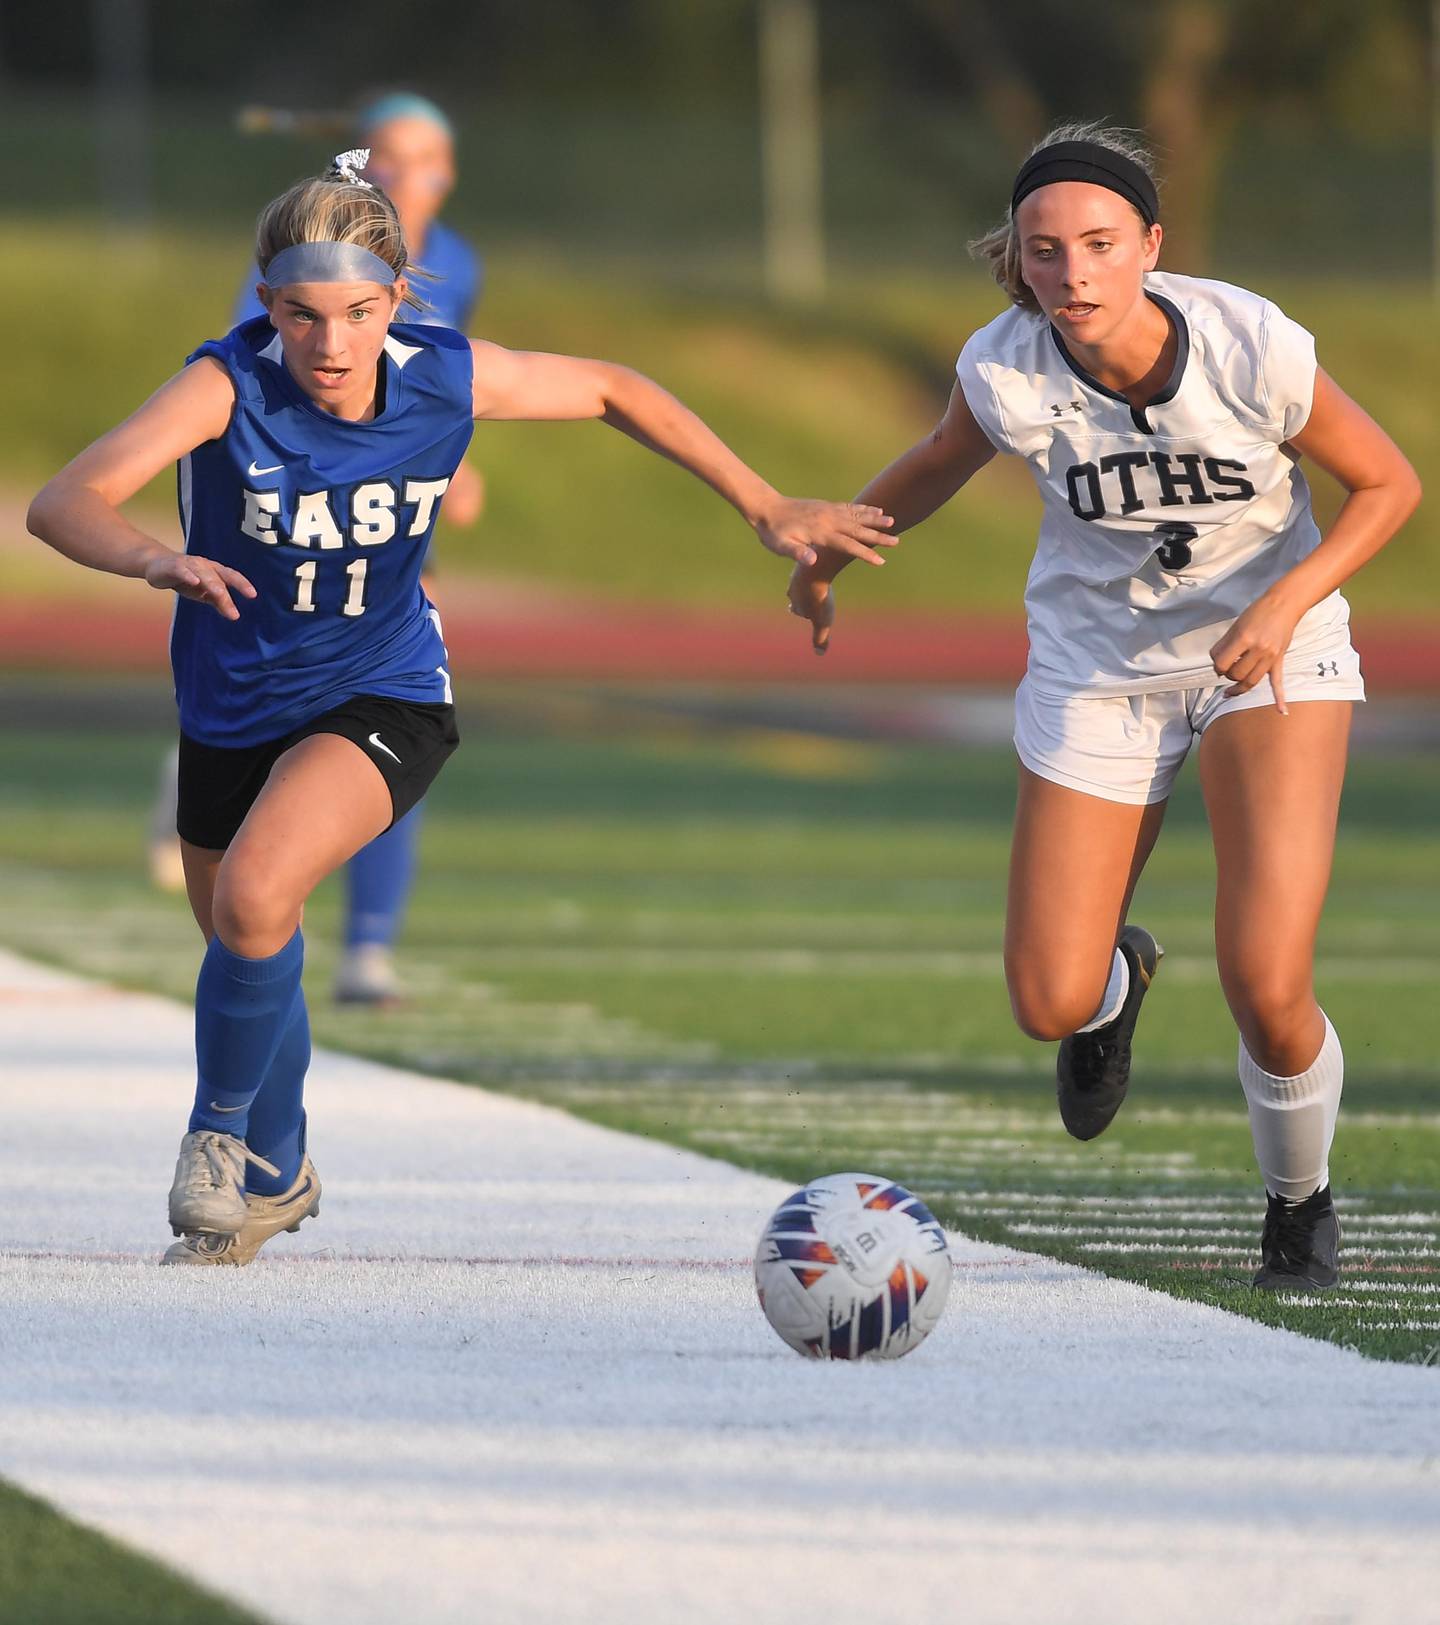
[
  {"x1": 1007, "y1": 1224, "x2": 1440, "y2": 1244},
  {"x1": 1071, "y1": 1240, "x2": 1440, "y2": 1259},
  {"x1": 1317, "y1": 1282, "x2": 1440, "y2": 1295},
  {"x1": 956, "y1": 1194, "x2": 1440, "y2": 1214},
  {"x1": 703, "y1": 1134, "x2": 1197, "y2": 1169},
  {"x1": 699, "y1": 1103, "x2": 1440, "y2": 1129},
  {"x1": 1, "y1": 948, "x2": 1438, "y2": 1625},
  {"x1": 425, "y1": 944, "x2": 1440, "y2": 983},
  {"x1": 1330, "y1": 1302, "x2": 1440, "y2": 1315},
  {"x1": 992, "y1": 1215, "x2": 1440, "y2": 1235}
]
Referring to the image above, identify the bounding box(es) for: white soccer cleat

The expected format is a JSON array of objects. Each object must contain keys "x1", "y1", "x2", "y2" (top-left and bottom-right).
[
  {"x1": 163, "y1": 1157, "x2": 322, "y2": 1268},
  {"x1": 333, "y1": 943, "x2": 402, "y2": 1006},
  {"x1": 167, "y1": 1130, "x2": 280, "y2": 1237}
]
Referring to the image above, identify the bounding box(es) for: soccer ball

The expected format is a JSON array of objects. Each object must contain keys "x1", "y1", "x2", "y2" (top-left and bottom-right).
[{"x1": 754, "y1": 1173, "x2": 953, "y2": 1360}]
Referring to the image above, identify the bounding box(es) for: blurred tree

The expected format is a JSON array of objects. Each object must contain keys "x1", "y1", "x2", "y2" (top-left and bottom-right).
[
  {"x1": 1, "y1": 0, "x2": 1427, "y2": 279},
  {"x1": 890, "y1": 0, "x2": 1429, "y2": 274},
  {"x1": 900, "y1": 0, "x2": 1046, "y2": 153},
  {"x1": 1138, "y1": 0, "x2": 1235, "y2": 270}
]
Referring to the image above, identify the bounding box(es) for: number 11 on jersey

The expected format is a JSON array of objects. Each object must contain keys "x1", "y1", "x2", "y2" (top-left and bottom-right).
[{"x1": 292, "y1": 558, "x2": 369, "y2": 617}]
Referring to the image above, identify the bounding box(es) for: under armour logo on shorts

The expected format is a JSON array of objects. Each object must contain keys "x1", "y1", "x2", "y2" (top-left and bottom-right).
[{"x1": 1317, "y1": 660, "x2": 1339, "y2": 677}]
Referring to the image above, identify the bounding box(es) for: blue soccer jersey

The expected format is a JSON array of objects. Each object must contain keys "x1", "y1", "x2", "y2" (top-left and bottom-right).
[
  {"x1": 171, "y1": 316, "x2": 474, "y2": 748},
  {"x1": 232, "y1": 222, "x2": 483, "y2": 331}
]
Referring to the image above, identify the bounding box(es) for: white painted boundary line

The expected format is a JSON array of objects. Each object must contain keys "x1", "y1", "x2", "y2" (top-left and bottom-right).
[
  {"x1": 413, "y1": 943, "x2": 1440, "y2": 983},
  {"x1": 1, "y1": 948, "x2": 1438, "y2": 1625}
]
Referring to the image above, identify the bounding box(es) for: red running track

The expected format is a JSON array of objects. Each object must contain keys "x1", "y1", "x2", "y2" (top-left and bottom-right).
[{"x1": 2, "y1": 596, "x2": 1436, "y2": 688}]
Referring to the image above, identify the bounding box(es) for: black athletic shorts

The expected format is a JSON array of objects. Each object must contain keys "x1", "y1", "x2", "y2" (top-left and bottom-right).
[{"x1": 177, "y1": 694, "x2": 459, "y2": 851}]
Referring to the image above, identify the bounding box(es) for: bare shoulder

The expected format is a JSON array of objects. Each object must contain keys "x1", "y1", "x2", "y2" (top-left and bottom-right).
[
  {"x1": 170, "y1": 355, "x2": 238, "y2": 425},
  {"x1": 468, "y1": 338, "x2": 518, "y2": 380},
  {"x1": 467, "y1": 338, "x2": 522, "y2": 411},
  {"x1": 938, "y1": 377, "x2": 1000, "y2": 465},
  {"x1": 120, "y1": 355, "x2": 237, "y2": 448},
  {"x1": 468, "y1": 338, "x2": 503, "y2": 364},
  {"x1": 50, "y1": 355, "x2": 238, "y2": 504}
]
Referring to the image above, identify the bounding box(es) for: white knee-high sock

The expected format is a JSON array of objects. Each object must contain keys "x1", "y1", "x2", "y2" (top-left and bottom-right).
[
  {"x1": 1075, "y1": 948, "x2": 1129, "y2": 1033},
  {"x1": 1238, "y1": 1014, "x2": 1343, "y2": 1201}
]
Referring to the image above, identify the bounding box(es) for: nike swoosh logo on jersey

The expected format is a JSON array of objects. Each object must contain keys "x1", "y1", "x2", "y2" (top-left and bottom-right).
[
  {"x1": 368, "y1": 732, "x2": 402, "y2": 764},
  {"x1": 247, "y1": 460, "x2": 284, "y2": 477}
]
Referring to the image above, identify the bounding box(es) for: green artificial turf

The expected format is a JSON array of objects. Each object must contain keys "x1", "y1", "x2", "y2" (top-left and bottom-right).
[
  {"x1": 0, "y1": 683, "x2": 1436, "y2": 1364},
  {"x1": 0, "y1": 1479, "x2": 270, "y2": 1625}
]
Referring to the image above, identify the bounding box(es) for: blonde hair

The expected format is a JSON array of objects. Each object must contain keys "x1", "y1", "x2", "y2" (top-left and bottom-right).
[
  {"x1": 969, "y1": 121, "x2": 1158, "y2": 315},
  {"x1": 256, "y1": 161, "x2": 425, "y2": 310}
]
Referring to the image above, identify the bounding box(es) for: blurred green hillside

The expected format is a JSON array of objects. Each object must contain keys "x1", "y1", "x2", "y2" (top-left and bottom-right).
[
  {"x1": 7, "y1": 52, "x2": 1434, "y2": 616},
  {"x1": 10, "y1": 214, "x2": 1433, "y2": 615}
]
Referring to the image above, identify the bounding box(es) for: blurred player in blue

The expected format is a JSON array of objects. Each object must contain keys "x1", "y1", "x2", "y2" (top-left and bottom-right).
[
  {"x1": 29, "y1": 153, "x2": 894, "y2": 1265},
  {"x1": 229, "y1": 93, "x2": 484, "y2": 1005}
]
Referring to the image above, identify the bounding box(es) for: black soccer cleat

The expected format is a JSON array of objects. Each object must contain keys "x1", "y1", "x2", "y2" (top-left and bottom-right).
[
  {"x1": 1056, "y1": 924, "x2": 1163, "y2": 1142},
  {"x1": 1251, "y1": 1183, "x2": 1341, "y2": 1292}
]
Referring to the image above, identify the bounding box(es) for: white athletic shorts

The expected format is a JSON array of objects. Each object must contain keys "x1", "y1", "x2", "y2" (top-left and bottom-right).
[{"x1": 1014, "y1": 636, "x2": 1365, "y2": 806}]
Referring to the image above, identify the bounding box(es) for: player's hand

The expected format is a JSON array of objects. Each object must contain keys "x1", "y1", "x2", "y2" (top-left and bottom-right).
[
  {"x1": 754, "y1": 498, "x2": 894, "y2": 569},
  {"x1": 144, "y1": 551, "x2": 258, "y2": 622},
  {"x1": 443, "y1": 461, "x2": 485, "y2": 528},
  {"x1": 1209, "y1": 594, "x2": 1301, "y2": 714},
  {"x1": 787, "y1": 561, "x2": 837, "y2": 655}
]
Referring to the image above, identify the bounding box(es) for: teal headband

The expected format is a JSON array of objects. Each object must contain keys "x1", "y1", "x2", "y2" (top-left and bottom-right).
[
  {"x1": 358, "y1": 93, "x2": 453, "y2": 139},
  {"x1": 263, "y1": 241, "x2": 397, "y2": 287}
]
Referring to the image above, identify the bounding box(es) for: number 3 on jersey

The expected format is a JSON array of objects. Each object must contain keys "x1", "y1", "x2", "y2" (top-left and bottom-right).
[
  {"x1": 1152, "y1": 522, "x2": 1198, "y2": 572},
  {"x1": 292, "y1": 558, "x2": 369, "y2": 617}
]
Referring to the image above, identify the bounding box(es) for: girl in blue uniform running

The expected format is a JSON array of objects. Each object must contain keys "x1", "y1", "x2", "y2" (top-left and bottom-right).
[{"x1": 28, "y1": 152, "x2": 894, "y2": 1266}]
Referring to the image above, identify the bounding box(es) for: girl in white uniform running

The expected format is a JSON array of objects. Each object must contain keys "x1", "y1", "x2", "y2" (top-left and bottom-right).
[{"x1": 787, "y1": 123, "x2": 1421, "y2": 1291}]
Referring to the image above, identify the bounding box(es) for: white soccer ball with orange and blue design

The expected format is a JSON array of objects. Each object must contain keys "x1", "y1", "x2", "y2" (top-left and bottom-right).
[{"x1": 754, "y1": 1173, "x2": 952, "y2": 1360}]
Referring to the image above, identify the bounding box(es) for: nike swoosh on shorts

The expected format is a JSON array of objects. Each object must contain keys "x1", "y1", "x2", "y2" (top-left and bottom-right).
[{"x1": 367, "y1": 732, "x2": 402, "y2": 764}]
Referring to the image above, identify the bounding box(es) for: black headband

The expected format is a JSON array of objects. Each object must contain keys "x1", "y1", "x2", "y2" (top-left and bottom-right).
[{"x1": 1011, "y1": 140, "x2": 1159, "y2": 227}]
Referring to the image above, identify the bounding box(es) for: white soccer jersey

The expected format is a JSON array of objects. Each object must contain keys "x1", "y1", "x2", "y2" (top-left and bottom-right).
[{"x1": 955, "y1": 271, "x2": 1350, "y2": 694}]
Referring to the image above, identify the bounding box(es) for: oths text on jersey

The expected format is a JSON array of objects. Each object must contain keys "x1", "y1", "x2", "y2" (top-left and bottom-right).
[{"x1": 1064, "y1": 453, "x2": 1256, "y2": 522}]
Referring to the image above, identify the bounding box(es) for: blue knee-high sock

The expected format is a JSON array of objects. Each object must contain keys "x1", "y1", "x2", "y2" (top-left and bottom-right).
[
  {"x1": 344, "y1": 804, "x2": 422, "y2": 949},
  {"x1": 243, "y1": 988, "x2": 311, "y2": 1196},
  {"x1": 189, "y1": 930, "x2": 305, "y2": 1138}
]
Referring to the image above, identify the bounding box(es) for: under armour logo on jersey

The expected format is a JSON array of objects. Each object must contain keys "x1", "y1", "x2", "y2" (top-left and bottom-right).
[
  {"x1": 1049, "y1": 400, "x2": 1085, "y2": 417},
  {"x1": 1317, "y1": 660, "x2": 1339, "y2": 677}
]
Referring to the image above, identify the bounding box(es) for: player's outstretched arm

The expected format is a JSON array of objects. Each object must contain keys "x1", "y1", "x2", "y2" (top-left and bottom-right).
[
  {"x1": 1208, "y1": 368, "x2": 1422, "y2": 709},
  {"x1": 788, "y1": 381, "x2": 997, "y2": 653},
  {"x1": 26, "y1": 359, "x2": 258, "y2": 621},
  {"x1": 468, "y1": 340, "x2": 895, "y2": 568}
]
